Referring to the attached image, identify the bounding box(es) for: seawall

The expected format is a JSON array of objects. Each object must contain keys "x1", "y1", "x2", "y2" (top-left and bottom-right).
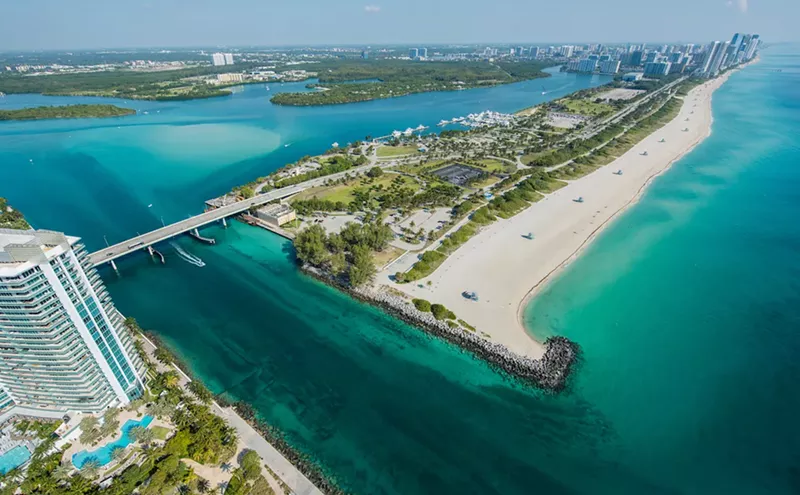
[{"x1": 301, "y1": 265, "x2": 579, "y2": 391}]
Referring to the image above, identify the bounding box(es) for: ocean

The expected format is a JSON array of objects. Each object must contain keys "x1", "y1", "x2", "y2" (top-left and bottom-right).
[{"x1": 1, "y1": 49, "x2": 798, "y2": 494}]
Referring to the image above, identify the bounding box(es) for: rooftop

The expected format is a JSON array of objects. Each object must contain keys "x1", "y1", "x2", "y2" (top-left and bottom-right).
[{"x1": 0, "y1": 229, "x2": 78, "y2": 273}]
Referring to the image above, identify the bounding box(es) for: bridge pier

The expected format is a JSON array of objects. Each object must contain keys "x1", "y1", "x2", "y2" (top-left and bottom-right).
[
  {"x1": 147, "y1": 246, "x2": 154, "y2": 256},
  {"x1": 221, "y1": 217, "x2": 228, "y2": 228},
  {"x1": 110, "y1": 259, "x2": 118, "y2": 273}
]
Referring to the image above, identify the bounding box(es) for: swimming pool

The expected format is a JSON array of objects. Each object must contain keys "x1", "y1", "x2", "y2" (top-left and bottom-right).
[
  {"x1": 0, "y1": 445, "x2": 31, "y2": 474},
  {"x1": 72, "y1": 415, "x2": 153, "y2": 468}
]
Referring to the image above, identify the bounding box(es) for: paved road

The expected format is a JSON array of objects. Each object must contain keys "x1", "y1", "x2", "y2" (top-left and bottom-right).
[{"x1": 90, "y1": 160, "x2": 398, "y2": 266}]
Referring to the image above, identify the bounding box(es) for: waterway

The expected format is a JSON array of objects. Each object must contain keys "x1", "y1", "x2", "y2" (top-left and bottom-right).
[{"x1": 1, "y1": 51, "x2": 797, "y2": 494}]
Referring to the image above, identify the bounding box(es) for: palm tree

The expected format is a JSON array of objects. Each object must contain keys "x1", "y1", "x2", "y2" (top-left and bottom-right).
[
  {"x1": 111, "y1": 446, "x2": 127, "y2": 463},
  {"x1": 196, "y1": 478, "x2": 210, "y2": 493},
  {"x1": 178, "y1": 484, "x2": 192, "y2": 495},
  {"x1": 53, "y1": 464, "x2": 73, "y2": 483},
  {"x1": 220, "y1": 462, "x2": 233, "y2": 473},
  {"x1": 80, "y1": 459, "x2": 101, "y2": 479}
]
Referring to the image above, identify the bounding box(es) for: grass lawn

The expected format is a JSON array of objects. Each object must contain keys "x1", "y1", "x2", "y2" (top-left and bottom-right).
[
  {"x1": 151, "y1": 426, "x2": 171, "y2": 441},
  {"x1": 470, "y1": 175, "x2": 502, "y2": 189},
  {"x1": 473, "y1": 159, "x2": 515, "y2": 174},
  {"x1": 291, "y1": 172, "x2": 419, "y2": 204},
  {"x1": 560, "y1": 98, "x2": 615, "y2": 117},
  {"x1": 377, "y1": 145, "x2": 419, "y2": 158},
  {"x1": 373, "y1": 245, "x2": 406, "y2": 269}
]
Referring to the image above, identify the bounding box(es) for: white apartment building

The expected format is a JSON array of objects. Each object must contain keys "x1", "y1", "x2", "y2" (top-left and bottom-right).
[
  {"x1": 0, "y1": 229, "x2": 145, "y2": 422},
  {"x1": 212, "y1": 53, "x2": 226, "y2": 66}
]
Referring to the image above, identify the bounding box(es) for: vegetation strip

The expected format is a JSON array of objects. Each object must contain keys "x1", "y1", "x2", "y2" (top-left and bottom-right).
[{"x1": 0, "y1": 104, "x2": 135, "y2": 121}]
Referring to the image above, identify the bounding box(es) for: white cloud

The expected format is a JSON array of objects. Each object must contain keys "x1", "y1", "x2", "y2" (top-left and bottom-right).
[
  {"x1": 738, "y1": 0, "x2": 748, "y2": 12},
  {"x1": 364, "y1": 5, "x2": 381, "y2": 13},
  {"x1": 725, "y1": 0, "x2": 733, "y2": 6}
]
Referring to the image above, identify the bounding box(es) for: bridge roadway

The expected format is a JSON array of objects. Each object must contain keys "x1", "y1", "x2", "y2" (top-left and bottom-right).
[{"x1": 89, "y1": 160, "x2": 392, "y2": 266}]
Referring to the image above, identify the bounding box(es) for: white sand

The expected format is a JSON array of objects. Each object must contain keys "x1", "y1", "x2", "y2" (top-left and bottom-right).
[{"x1": 383, "y1": 72, "x2": 736, "y2": 359}]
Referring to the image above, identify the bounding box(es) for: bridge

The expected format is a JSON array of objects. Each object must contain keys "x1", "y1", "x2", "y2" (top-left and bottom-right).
[{"x1": 89, "y1": 160, "x2": 394, "y2": 267}]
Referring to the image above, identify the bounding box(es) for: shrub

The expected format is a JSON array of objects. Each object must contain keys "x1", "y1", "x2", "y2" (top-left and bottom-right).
[
  {"x1": 430, "y1": 304, "x2": 451, "y2": 320},
  {"x1": 412, "y1": 299, "x2": 432, "y2": 312}
]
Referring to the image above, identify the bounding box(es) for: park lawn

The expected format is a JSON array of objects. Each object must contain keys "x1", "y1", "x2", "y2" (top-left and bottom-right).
[
  {"x1": 377, "y1": 145, "x2": 419, "y2": 158},
  {"x1": 521, "y1": 150, "x2": 554, "y2": 166},
  {"x1": 291, "y1": 172, "x2": 419, "y2": 204},
  {"x1": 475, "y1": 159, "x2": 515, "y2": 174},
  {"x1": 561, "y1": 98, "x2": 615, "y2": 117},
  {"x1": 373, "y1": 245, "x2": 406, "y2": 269},
  {"x1": 470, "y1": 175, "x2": 502, "y2": 189},
  {"x1": 151, "y1": 426, "x2": 171, "y2": 441}
]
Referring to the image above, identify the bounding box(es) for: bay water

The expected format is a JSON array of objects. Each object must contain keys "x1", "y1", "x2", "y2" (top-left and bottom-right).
[{"x1": 1, "y1": 52, "x2": 798, "y2": 494}]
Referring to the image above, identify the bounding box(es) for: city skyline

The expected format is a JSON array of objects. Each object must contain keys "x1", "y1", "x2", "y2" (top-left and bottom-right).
[{"x1": 1, "y1": 0, "x2": 795, "y2": 51}]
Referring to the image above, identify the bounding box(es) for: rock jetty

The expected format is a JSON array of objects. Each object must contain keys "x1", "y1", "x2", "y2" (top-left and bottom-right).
[{"x1": 301, "y1": 265, "x2": 579, "y2": 391}]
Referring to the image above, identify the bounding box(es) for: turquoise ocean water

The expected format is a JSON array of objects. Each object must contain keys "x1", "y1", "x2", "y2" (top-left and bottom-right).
[{"x1": 1, "y1": 50, "x2": 798, "y2": 494}]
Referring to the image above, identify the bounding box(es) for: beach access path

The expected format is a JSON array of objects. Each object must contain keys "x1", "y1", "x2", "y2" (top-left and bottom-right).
[{"x1": 381, "y1": 71, "x2": 736, "y2": 360}]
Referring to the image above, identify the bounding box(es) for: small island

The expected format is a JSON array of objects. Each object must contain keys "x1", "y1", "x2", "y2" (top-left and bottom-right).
[
  {"x1": 270, "y1": 60, "x2": 555, "y2": 106},
  {"x1": 0, "y1": 104, "x2": 136, "y2": 121}
]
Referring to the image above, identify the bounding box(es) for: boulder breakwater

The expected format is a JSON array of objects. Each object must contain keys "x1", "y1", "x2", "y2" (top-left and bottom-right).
[{"x1": 301, "y1": 265, "x2": 579, "y2": 391}]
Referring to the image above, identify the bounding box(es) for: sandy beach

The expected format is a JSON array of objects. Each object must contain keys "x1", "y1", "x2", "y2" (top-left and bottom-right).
[{"x1": 383, "y1": 71, "x2": 737, "y2": 359}]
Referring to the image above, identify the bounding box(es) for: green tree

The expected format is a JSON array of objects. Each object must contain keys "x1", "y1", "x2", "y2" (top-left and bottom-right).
[
  {"x1": 130, "y1": 425, "x2": 155, "y2": 445},
  {"x1": 239, "y1": 449, "x2": 263, "y2": 481},
  {"x1": 111, "y1": 446, "x2": 127, "y2": 463},
  {"x1": 366, "y1": 166, "x2": 383, "y2": 178},
  {"x1": 196, "y1": 478, "x2": 210, "y2": 493},
  {"x1": 188, "y1": 380, "x2": 214, "y2": 404},
  {"x1": 348, "y1": 245, "x2": 377, "y2": 287},
  {"x1": 79, "y1": 416, "x2": 100, "y2": 444},
  {"x1": 294, "y1": 224, "x2": 329, "y2": 266},
  {"x1": 80, "y1": 459, "x2": 100, "y2": 479}
]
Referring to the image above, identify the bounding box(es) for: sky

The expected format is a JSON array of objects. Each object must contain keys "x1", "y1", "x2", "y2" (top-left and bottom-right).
[{"x1": 1, "y1": 0, "x2": 795, "y2": 51}]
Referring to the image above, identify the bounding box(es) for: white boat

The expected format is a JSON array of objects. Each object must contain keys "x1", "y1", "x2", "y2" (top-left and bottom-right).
[
  {"x1": 438, "y1": 120, "x2": 449, "y2": 126},
  {"x1": 147, "y1": 204, "x2": 153, "y2": 208}
]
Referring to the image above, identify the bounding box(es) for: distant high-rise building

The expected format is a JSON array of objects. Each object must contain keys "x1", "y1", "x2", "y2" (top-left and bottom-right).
[
  {"x1": 419, "y1": 47, "x2": 428, "y2": 58},
  {"x1": 0, "y1": 229, "x2": 146, "y2": 420},
  {"x1": 731, "y1": 33, "x2": 743, "y2": 48},
  {"x1": 561, "y1": 45, "x2": 574, "y2": 58},
  {"x1": 212, "y1": 53, "x2": 226, "y2": 66},
  {"x1": 644, "y1": 61, "x2": 672, "y2": 76},
  {"x1": 645, "y1": 51, "x2": 659, "y2": 63},
  {"x1": 599, "y1": 60, "x2": 621, "y2": 74},
  {"x1": 224, "y1": 53, "x2": 234, "y2": 65},
  {"x1": 530, "y1": 46, "x2": 541, "y2": 58},
  {"x1": 708, "y1": 41, "x2": 730, "y2": 74},
  {"x1": 744, "y1": 35, "x2": 760, "y2": 60},
  {"x1": 701, "y1": 41, "x2": 721, "y2": 74},
  {"x1": 670, "y1": 52, "x2": 683, "y2": 63},
  {"x1": 567, "y1": 59, "x2": 581, "y2": 71},
  {"x1": 361, "y1": 50, "x2": 369, "y2": 59},
  {"x1": 630, "y1": 50, "x2": 644, "y2": 66},
  {"x1": 409, "y1": 48, "x2": 419, "y2": 59},
  {"x1": 577, "y1": 58, "x2": 598, "y2": 73}
]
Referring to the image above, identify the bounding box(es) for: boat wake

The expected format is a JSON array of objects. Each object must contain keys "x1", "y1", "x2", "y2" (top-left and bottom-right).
[{"x1": 170, "y1": 242, "x2": 206, "y2": 267}]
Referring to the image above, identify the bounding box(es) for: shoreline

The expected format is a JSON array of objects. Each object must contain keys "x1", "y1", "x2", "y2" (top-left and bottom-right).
[
  {"x1": 515, "y1": 95, "x2": 719, "y2": 330},
  {"x1": 516, "y1": 60, "x2": 758, "y2": 337},
  {"x1": 384, "y1": 61, "x2": 755, "y2": 360}
]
